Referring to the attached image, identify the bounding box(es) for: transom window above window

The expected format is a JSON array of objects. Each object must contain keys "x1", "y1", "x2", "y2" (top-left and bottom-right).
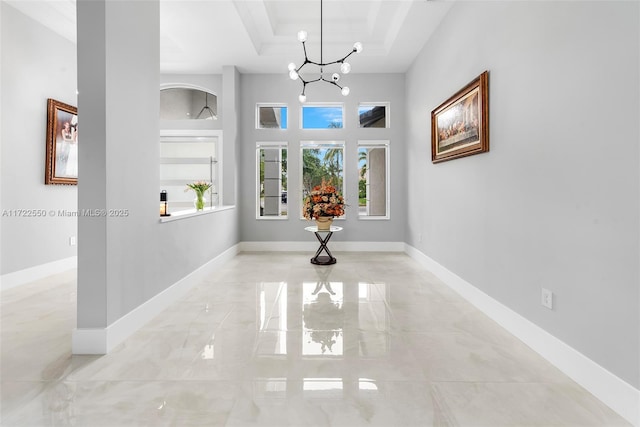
[
  {"x1": 257, "y1": 104, "x2": 288, "y2": 129},
  {"x1": 301, "y1": 104, "x2": 344, "y2": 129},
  {"x1": 358, "y1": 103, "x2": 389, "y2": 128}
]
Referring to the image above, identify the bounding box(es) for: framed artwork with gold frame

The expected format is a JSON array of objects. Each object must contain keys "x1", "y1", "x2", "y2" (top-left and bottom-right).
[
  {"x1": 45, "y1": 98, "x2": 78, "y2": 185},
  {"x1": 431, "y1": 71, "x2": 489, "y2": 163}
]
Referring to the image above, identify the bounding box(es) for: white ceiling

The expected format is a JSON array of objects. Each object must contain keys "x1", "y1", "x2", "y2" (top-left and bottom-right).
[{"x1": 5, "y1": 0, "x2": 453, "y2": 74}]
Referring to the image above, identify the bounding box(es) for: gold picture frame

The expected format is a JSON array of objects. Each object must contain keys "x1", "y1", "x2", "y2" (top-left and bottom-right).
[
  {"x1": 45, "y1": 98, "x2": 78, "y2": 185},
  {"x1": 431, "y1": 71, "x2": 489, "y2": 163}
]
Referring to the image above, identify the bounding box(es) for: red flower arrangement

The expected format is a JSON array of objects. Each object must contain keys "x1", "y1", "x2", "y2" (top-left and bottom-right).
[{"x1": 302, "y1": 179, "x2": 345, "y2": 220}]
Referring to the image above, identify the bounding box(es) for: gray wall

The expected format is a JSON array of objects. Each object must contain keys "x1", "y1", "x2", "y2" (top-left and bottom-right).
[
  {"x1": 77, "y1": 0, "x2": 239, "y2": 328},
  {"x1": 239, "y1": 73, "x2": 406, "y2": 243},
  {"x1": 0, "y1": 3, "x2": 78, "y2": 275},
  {"x1": 405, "y1": 1, "x2": 639, "y2": 387}
]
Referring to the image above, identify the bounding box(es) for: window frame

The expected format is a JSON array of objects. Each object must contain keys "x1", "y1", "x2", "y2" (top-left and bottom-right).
[
  {"x1": 357, "y1": 140, "x2": 390, "y2": 220},
  {"x1": 256, "y1": 141, "x2": 289, "y2": 220}
]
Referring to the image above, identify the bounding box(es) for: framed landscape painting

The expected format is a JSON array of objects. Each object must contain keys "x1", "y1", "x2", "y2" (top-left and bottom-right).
[
  {"x1": 431, "y1": 71, "x2": 489, "y2": 163},
  {"x1": 45, "y1": 98, "x2": 78, "y2": 185}
]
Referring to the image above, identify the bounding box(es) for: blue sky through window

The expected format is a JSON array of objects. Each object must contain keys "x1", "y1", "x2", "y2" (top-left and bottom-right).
[
  {"x1": 280, "y1": 107, "x2": 288, "y2": 129},
  {"x1": 302, "y1": 106, "x2": 343, "y2": 129},
  {"x1": 358, "y1": 106, "x2": 374, "y2": 116}
]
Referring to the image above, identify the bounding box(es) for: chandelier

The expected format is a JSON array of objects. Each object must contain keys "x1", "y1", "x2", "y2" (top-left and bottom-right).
[{"x1": 288, "y1": 0, "x2": 363, "y2": 103}]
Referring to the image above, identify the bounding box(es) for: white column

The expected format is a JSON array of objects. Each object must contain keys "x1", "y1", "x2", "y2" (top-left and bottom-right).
[{"x1": 75, "y1": 0, "x2": 160, "y2": 353}]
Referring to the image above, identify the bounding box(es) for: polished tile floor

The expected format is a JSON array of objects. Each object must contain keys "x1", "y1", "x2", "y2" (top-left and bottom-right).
[{"x1": 0, "y1": 252, "x2": 630, "y2": 426}]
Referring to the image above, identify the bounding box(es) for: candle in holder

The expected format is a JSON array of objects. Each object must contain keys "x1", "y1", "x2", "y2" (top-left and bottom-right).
[{"x1": 160, "y1": 190, "x2": 170, "y2": 216}]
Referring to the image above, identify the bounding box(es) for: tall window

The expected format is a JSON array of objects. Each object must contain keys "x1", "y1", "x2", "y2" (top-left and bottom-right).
[
  {"x1": 301, "y1": 105, "x2": 344, "y2": 129},
  {"x1": 257, "y1": 142, "x2": 288, "y2": 218},
  {"x1": 358, "y1": 140, "x2": 389, "y2": 219},
  {"x1": 300, "y1": 141, "x2": 345, "y2": 218}
]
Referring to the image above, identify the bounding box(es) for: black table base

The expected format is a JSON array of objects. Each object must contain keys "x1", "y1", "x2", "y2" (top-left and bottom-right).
[{"x1": 310, "y1": 231, "x2": 337, "y2": 265}]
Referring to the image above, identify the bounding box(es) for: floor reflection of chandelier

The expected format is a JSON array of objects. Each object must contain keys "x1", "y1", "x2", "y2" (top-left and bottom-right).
[{"x1": 287, "y1": 0, "x2": 363, "y2": 103}]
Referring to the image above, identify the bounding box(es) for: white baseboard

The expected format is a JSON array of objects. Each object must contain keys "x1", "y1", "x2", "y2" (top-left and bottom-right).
[
  {"x1": 240, "y1": 241, "x2": 405, "y2": 252},
  {"x1": 404, "y1": 244, "x2": 640, "y2": 427},
  {"x1": 71, "y1": 244, "x2": 239, "y2": 355},
  {"x1": 1, "y1": 256, "x2": 77, "y2": 291}
]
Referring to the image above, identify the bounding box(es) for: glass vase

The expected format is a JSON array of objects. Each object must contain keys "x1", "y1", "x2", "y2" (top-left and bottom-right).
[{"x1": 194, "y1": 193, "x2": 206, "y2": 211}]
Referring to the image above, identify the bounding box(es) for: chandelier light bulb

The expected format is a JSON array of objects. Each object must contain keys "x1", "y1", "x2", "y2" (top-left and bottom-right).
[
  {"x1": 353, "y1": 42, "x2": 363, "y2": 53},
  {"x1": 341, "y1": 86, "x2": 350, "y2": 96},
  {"x1": 288, "y1": 62, "x2": 296, "y2": 71},
  {"x1": 299, "y1": 94, "x2": 307, "y2": 103},
  {"x1": 340, "y1": 62, "x2": 351, "y2": 74},
  {"x1": 331, "y1": 73, "x2": 340, "y2": 82},
  {"x1": 289, "y1": 70, "x2": 299, "y2": 80},
  {"x1": 297, "y1": 30, "x2": 308, "y2": 42}
]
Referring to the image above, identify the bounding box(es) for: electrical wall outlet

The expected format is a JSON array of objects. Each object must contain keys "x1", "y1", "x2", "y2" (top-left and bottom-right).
[
  {"x1": 69, "y1": 236, "x2": 76, "y2": 246},
  {"x1": 541, "y1": 288, "x2": 553, "y2": 310}
]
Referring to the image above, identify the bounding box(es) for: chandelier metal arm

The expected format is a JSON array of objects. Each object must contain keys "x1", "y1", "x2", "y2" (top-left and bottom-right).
[
  {"x1": 296, "y1": 49, "x2": 357, "y2": 72},
  {"x1": 302, "y1": 42, "x2": 309, "y2": 64},
  {"x1": 299, "y1": 75, "x2": 323, "y2": 85},
  {"x1": 339, "y1": 48, "x2": 358, "y2": 63},
  {"x1": 321, "y1": 78, "x2": 343, "y2": 90},
  {"x1": 297, "y1": 76, "x2": 343, "y2": 97}
]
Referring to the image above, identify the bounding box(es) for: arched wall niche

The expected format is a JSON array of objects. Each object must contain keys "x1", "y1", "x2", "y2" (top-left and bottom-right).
[{"x1": 160, "y1": 84, "x2": 218, "y2": 120}]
